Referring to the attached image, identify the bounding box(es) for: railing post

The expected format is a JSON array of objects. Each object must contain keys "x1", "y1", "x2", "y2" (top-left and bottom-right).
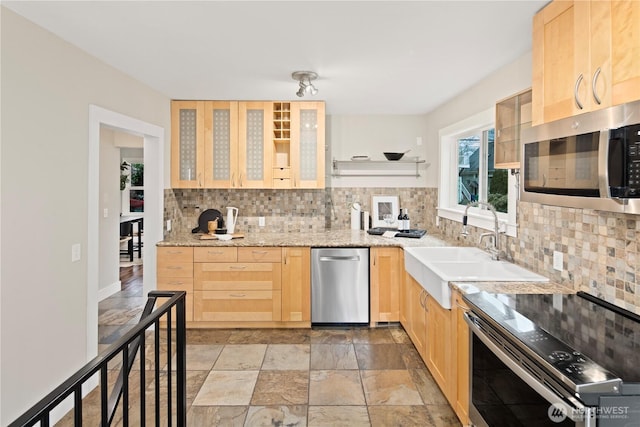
[{"x1": 176, "y1": 294, "x2": 187, "y2": 427}]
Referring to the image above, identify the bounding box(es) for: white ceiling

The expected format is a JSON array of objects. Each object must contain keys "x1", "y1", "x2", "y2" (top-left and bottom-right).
[{"x1": 4, "y1": 0, "x2": 547, "y2": 115}]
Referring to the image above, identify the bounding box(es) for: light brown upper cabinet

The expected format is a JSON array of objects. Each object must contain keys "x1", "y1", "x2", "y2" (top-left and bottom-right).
[
  {"x1": 272, "y1": 101, "x2": 326, "y2": 189},
  {"x1": 532, "y1": 0, "x2": 640, "y2": 125},
  {"x1": 171, "y1": 100, "x2": 205, "y2": 188},
  {"x1": 238, "y1": 102, "x2": 273, "y2": 188},
  {"x1": 495, "y1": 88, "x2": 532, "y2": 169},
  {"x1": 172, "y1": 100, "x2": 324, "y2": 189},
  {"x1": 172, "y1": 100, "x2": 240, "y2": 188},
  {"x1": 204, "y1": 101, "x2": 239, "y2": 188},
  {"x1": 290, "y1": 102, "x2": 325, "y2": 188}
]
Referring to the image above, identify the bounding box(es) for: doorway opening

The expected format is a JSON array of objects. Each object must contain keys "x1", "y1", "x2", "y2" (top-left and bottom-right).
[{"x1": 88, "y1": 105, "x2": 164, "y2": 361}]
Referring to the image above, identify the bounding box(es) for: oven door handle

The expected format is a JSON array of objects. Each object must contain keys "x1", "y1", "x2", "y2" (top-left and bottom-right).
[{"x1": 464, "y1": 312, "x2": 589, "y2": 424}]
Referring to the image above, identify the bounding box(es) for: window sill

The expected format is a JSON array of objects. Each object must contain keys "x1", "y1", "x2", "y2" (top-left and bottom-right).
[{"x1": 437, "y1": 206, "x2": 517, "y2": 238}]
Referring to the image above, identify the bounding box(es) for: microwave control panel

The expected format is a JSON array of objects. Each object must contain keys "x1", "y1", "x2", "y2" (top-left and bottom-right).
[{"x1": 609, "y1": 124, "x2": 640, "y2": 198}]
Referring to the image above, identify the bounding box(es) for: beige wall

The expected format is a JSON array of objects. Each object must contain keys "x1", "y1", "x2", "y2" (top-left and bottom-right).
[
  {"x1": 0, "y1": 8, "x2": 170, "y2": 424},
  {"x1": 326, "y1": 114, "x2": 432, "y2": 188},
  {"x1": 424, "y1": 52, "x2": 533, "y2": 184},
  {"x1": 98, "y1": 127, "x2": 121, "y2": 294}
]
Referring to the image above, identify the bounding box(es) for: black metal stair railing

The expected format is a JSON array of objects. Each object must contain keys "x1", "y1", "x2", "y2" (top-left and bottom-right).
[{"x1": 8, "y1": 290, "x2": 187, "y2": 427}]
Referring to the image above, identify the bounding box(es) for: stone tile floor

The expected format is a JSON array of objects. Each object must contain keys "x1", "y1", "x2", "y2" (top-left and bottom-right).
[{"x1": 88, "y1": 266, "x2": 461, "y2": 426}]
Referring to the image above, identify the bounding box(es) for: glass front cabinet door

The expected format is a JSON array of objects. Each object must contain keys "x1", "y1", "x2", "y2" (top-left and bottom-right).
[
  {"x1": 291, "y1": 102, "x2": 325, "y2": 188},
  {"x1": 203, "y1": 101, "x2": 238, "y2": 188},
  {"x1": 171, "y1": 100, "x2": 204, "y2": 188},
  {"x1": 238, "y1": 102, "x2": 273, "y2": 188}
]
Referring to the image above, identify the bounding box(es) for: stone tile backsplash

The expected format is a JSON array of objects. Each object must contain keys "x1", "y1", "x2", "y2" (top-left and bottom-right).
[
  {"x1": 164, "y1": 187, "x2": 435, "y2": 235},
  {"x1": 164, "y1": 187, "x2": 639, "y2": 312},
  {"x1": 436, "y1": 199, "x2": 640, "y2": 314}
]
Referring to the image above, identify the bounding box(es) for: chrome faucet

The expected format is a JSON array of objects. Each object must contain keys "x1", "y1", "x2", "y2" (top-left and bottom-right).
[{"x1": 461, "y1": 201, "x2": 501, "y2": 260}]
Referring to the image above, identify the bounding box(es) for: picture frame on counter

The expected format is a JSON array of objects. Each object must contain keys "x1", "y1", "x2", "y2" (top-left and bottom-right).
[{"x1": 371, "y1": 195, "x2": 399, "y2": 228}]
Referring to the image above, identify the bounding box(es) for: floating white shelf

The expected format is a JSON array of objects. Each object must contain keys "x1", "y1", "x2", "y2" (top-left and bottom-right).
[{"x1": 332, "y1": 158, "x2": 429, "y2": 177}]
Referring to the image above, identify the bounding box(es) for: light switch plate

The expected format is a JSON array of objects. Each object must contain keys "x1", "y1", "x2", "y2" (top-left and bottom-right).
[
  {"x1": 258, "y1": 216, "x2": 265, "y2": 227},
  {"x1": 166, "y1": 219, "x2": 172, "y2": 231},
  {"x1": 71, "y1": 243, "x2": 81, "y2": 262},
  {"x1": 553, "y1": 250, "x2": 563, "y2": 271}
]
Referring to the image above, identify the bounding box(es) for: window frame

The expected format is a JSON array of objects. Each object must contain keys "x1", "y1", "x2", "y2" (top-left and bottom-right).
[
  {"x1": 121, "y1": 157, "x2": 144, "y2": 215},
  {"x1": 437, "y1": 107, "x2": 518, "y2": 237}
]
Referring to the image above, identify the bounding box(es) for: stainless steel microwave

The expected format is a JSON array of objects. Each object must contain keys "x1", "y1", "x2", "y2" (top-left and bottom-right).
[{"x1": 521, "y1": 100, "x2": 640, "y2": 214}]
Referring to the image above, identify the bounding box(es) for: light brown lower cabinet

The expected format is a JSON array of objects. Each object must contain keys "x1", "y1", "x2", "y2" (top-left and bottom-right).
[
  {"x1": 400, "y1": 270, "x2": 469, "y2": 426},
  {"x1": 401, "y1": 272, "x2": 427, "y2": 359},
  {"x1": 370, "y1": 247, "x2": 402, "y2": 325},
  {"x1": 453, "y1": 289, "x2": 470, "y2": 425},
  {"x1": 425, "y1": 293, "x2": 454, "y2": 403},
  {"x1": 157, "y1": 246, "x2": 311, "y2": 328},
  {"x1": 156, "y1": 246, "x2": 194, "y2": 322},
  {"x1": 193, "y1": 261, "x2": 282, "y2": 322},
  {"x1": 281, "y1": 247, "x2": 311, "y2": 322}
]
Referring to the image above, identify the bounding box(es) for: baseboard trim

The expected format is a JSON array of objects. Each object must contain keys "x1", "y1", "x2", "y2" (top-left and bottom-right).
[{"x1": 98, "y1": 281, "x2": 121, "y2": 301}]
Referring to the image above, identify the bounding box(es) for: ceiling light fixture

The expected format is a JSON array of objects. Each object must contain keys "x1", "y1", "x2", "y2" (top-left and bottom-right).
[{"x1": 292, "y1": 71, "x2": 318, "y2": 97}]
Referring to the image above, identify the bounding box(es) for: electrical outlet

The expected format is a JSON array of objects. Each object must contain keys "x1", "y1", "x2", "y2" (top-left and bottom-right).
[
  {"x1": 103, "y1": 208, "x2": 108, "y2": 218},
  {"x1": 166, "y1": 219, "x2": 172, "y2": 231},
  {"x1": 258, "y1": 216, "x2": 265, "y2": 227},
  {"x1": 553, "y1": 250, "x2": 563, "y2": 271},
  {"x1": 71, "y1": 243, "x2": 81, "y2": 262},
  {"x1": 416, "y1": 136, "x2": 423, "y2": 146}
]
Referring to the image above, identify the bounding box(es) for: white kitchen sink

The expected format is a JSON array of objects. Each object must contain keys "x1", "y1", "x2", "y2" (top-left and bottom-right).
[
  {"x1": 404, "y1": 246, "x2": 491, "y2": 262},
  {"x1": 404, "y1": 247, "x2": 549, "y2": 309}
]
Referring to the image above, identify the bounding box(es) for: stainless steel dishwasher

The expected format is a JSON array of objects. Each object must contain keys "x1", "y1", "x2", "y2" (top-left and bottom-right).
[{"x1": 311, "y1": 248, "x2": 369, "y2": 325}]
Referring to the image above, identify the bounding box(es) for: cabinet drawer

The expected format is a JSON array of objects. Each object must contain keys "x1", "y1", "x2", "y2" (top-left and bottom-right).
[
  {"x1": 157, "y1": 246, "x2": 193, "y2": 263},
  {"x1": 272, "y1": 178, "x2": 291, "y2": 188},
  {"x1": 193, "y1": 290, "x2": 281, "y2": 322},
  {"x1": 157, "y1": 276, "x2": 194, "y2": 292},
  {"x1": 238, "y1": 247, "x2": 282, "y2": 262},
  {"x1": 273, "y1": 167, "x2": 291, "y2": 178},
  {"x1": 194, "y1": 262, "x2": 282, "y2": 291},
  {"x1": 194, "y1": 247, "x2": 237, "y2": 262},
  {"x1": 157, "y1": 262, "x2": 193, "y2": 278}
]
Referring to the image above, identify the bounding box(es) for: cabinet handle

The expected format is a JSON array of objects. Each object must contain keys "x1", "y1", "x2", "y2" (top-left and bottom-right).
[
  {"x1": 229, "y1": 265, "x2": 247, "y2": 270},
  {"x1": 373, "y1": 256, "x2": 377, "y2": 266},
  {"x1": 167, "y1": 266, "x2": 183, "y2": 270},
  {"x1": 231, "y1": 172, "x2": 235, "y2": 187},
  {"x1": 168, "y1": 281, "x2": 184, "y2": 286},
  {"x1": 229, "y1": 293, "x2": 246, "y2": 298},
  {"x1": 208, "y1": 250, "x2": 224, "y2": 255},
  {"x1": 239, "y1": 173, "x2": 243, "y2": 187},
  {"x1": 252, "y1": 250, "x2": 269, "y2": 254},
  {"x1": 592, "y1": 67, "x2": 602, "y2": 105},
  {"x1": 574, "y1": 73, "x2": 584, "y2": 110},
  {"x1": 198, "y1": 172, "x2": 202, "y2": 188},
  {"x1": 167, "y1": 250, "x2": 183, "y2": 254}
]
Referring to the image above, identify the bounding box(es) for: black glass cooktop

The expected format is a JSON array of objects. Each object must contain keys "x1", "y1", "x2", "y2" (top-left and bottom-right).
[{"x1": 464, "y1": 292, "x2": 640, "y2": 384}]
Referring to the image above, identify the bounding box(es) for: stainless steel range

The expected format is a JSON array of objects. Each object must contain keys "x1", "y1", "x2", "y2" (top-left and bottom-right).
[{"x1": 463, "y1": 291, "x2": 640, "y2": 427}]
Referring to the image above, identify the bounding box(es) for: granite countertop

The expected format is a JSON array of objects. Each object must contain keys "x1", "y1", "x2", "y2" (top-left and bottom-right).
[
  {"x1": 451, "y1": 281, "x2": 575, "y2": 295},
  {"x1": 157, "y1": 229, "x2": 452, "y2": 248},
  {"x1": 159, "y1": 229, "x2": 575, "y2": 296}
]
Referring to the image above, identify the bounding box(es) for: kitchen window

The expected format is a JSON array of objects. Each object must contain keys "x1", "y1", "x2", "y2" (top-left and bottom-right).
[{"x1": 438, "y1": 108, "x2": 518, "y2": 237}]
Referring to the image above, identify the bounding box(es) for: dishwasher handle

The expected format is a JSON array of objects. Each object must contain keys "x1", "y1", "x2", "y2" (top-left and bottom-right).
[{"x1": 319, "y1": 255, "x2": 361, "y2": 262}]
